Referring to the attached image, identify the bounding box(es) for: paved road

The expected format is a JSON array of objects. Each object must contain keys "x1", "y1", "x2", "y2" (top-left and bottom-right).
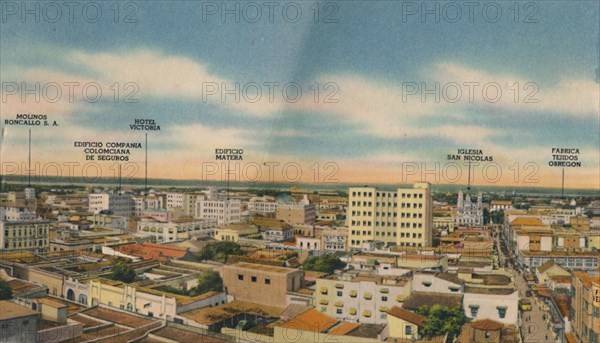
[{"x1": 493, "y1": 225, "x2": 557, "y2": 343}]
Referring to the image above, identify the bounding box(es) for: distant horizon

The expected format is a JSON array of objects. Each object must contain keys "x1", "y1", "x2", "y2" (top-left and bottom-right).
[{"x1": 2, "y1": 174, "x2": 598, "y2": 197}]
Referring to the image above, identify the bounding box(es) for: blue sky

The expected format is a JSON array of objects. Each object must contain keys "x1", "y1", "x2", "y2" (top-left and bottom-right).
[{"x1": 1, "y1": 1, "x2": 598, "y2": 188}]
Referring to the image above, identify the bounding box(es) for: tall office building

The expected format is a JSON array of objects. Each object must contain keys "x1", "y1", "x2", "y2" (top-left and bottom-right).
[
  {"x1": 570, "y1": 271, "x2": 600, "y2": 343},
  {"x1": 195, "y1": 198, "x2": 241, "y2": 226},
  {"x1": 88, "y1": 192, "x2": 134, "y2": 217},
  {"x1": 347, "y1": 182, "x2": 432, "y2": 249}
]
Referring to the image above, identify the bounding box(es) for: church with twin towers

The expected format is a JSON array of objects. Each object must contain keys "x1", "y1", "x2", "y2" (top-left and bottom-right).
[{"x1": 454, "y1": 191, "x2": 484, "y2": 226}]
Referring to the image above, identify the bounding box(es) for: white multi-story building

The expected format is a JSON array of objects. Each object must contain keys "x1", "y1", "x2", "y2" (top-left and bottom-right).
[
  {"x1": 321, "y1": 228, "x2": 348, "y2": 251},
  {"x1": 314, "y1": 273, "x2": 412, "y2": 324},
  {"x1": 263, "y1": 227, "x2": 294, "y2": 242},
  {"x1": 133, "y1": 195, "x2": 163, "y2": 217},
  {"x1": 347, "y1": 183, "x2": 433, "y2": 249},
  {"x1": 247, "y1": 200, "x2": 278, "y2": 214},
  {"x1": 490, "y1": 200, "x2": 512, "y2": 212},
  {"x1": 183, "y1": 193, "x2": 204, "y2": 217},
  {"x1": 0, "y1": 206, "x2": 49, "y2": 253},
  {"x1": 455, "y1": 191, "x2": 483, "y2": 226},
  {"x1": 88, "y1": 192, "x2": 134, "y2": 217},
  {"x1": 195, "y1": 198, "x2": 241, "y2": 225},
  {"x1": 137, "y1": 217, "x2": 214, "y2": 242},
  {"x1": 165, "y1": 192, "x2": 184, "y2": 210}
]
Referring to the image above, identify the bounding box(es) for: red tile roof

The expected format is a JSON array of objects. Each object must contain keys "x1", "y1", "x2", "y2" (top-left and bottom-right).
[
  {"x1": 387, "y1": 306, "x2": 426, "y2": 326},
  {"x1": 281, "y1": 309, "x2": 338, "y2": 332},
  {"x1": 114, "y1": 242, "x2": 188, "y2": 262},
  {"x1": 328, "y1": 322, "x2": 361, "y2": 336}
]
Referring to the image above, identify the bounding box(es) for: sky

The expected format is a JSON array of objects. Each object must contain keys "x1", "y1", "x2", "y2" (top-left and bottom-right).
[{"x1": 0, "y1": 0, "x2": 599, "y2": 190}]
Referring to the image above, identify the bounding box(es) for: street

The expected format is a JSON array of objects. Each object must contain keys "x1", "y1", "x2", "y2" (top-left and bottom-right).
[{"x1": 493, "y1": 225, "x2": 557, "y2": 343}]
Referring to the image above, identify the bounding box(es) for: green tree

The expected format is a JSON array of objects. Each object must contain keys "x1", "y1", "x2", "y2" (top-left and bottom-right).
[
  {"x1": 196, "y1": 270, "x2": 224, "y2": 294},
  {"x1": 302, "y1": 254, "x2": 346, "y2": 274},
  {"x1": 194, "y1": 241, "x2": 244, "y2": 262},
  {"x1": 483, "y1": 208, "x2": 490, "y2": 225},
  {"x1": 0, "y1": 280, "x2": 13, "y2": 300},
  {"x1": 491, "y1": 209, "x2": 505, "y2": 224},
  {"x1": 111, "y1": 261, "x2": 136, "y2": 283},
  {"x1": 417, "y1": 304, "x2": 466, "y2": 340}
]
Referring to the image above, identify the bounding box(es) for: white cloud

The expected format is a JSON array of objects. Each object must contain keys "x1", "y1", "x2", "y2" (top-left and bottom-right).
[
  {"x1": 71, "y1": 49, "x2": 283, "y2": 117},
  {"x1": 433, "y1": 62, "x2": 599, "y2": 116}
]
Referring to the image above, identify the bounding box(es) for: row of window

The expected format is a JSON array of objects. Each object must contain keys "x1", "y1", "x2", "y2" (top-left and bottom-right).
[
  {"x1": 351, "y1": 191, "x2": 423, "y2": 199},
  {"x1": 3, "y1": 228, "x2": 47, "y2": 237},
  {"x1": 238, "y1": 274, "x2": 271, "y2": 285},
  {"x1": 4, "y1": 240, "x2": 46, "y2": 249},
  {"x1": 351, "y1": 221, "x2": 423, "y2": 228},
  {"x1": 469, "y1": 305, "x2": 507, "y2": 319},
  {"x1": 350, "y1": 230, "x2": 421, "y2": 238},
  {"x1": 350, "y1": 240, "x2": 423, "y2": 247},
  {"x1": 351, "y1": 211, "x2": 424, "y2": 219},
  {"x1": 321, "y1": 306, "x2": 389, "y2": 319}
]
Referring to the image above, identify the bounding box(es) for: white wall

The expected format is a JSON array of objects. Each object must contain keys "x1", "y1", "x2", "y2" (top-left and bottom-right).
[{"x1": 463, "y1": 291, "x2": 519, "y2": 325}]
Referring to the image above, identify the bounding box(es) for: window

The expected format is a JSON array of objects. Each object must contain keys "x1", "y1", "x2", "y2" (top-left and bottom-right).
[
  {"x1": 337, "y1": 291, "x2": 343, "y2": 297},
  {"x1": 469, "y1": 305, "x2": 479, "y2": 317},
  {"x1": 320, "y1": 307, "x2": 327, "y2": 312},
  {"x1": 336, "y1": 309, "x2": 342, "y2": 314},
  {"x1": 593, "y1": 306, "x2": 600, "y2": 318},
  {"x1": 405, "y1": 325, "x2": 412, "y2": 335},
  {"x1": 238, "y1": 274, "x2": 244, "y2": 280},
  {"x1": 251, "y1": 276, "x2": 257, "y2": 282},
  {"x1": 381, "y1": 296, "x2": 388, "y2": 302},
  {"x1": 265, "y1": 278, "x2": 271, "y2": 285},
  {"x1": 497, "y1": 307, "x2": 507, "y2": 319}
]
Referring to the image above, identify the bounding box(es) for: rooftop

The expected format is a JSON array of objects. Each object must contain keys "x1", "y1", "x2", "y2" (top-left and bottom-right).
[
  {"x1": 537, "y1": 260, "x2": 557, "y2": 273},
  {"x1": 510, "y1": 217, "x2": 545, "y2": 227},
  {"x1": 114, "y1": 242, "x2": 189, "y2": 262},
  {"x1": 218, "y1": 224, "x2": 257, "y2": 231},
  {"x1": 324, "y1": 273, "x2": 410, "y2": 286},
  {"x1": 145, "y1": 326, "x2": 231, "y2": 343},
  {"x1": 402, "y1": 292, "x2": 463, "y2": 311},
  {"x1": 81, "y1": 307, "x2": 157, "y2": 328},
  {"x1": 464, "y1": 286, "x2": 516, "y2": 295},
  {"x1": 491, "y1": 200, "x2": 512, "y2": 205},
  {"x1": 181, "y1": 300, "x2": 284, "y2": 325},
  {"x1": 573, "y1": 271, "x2": 600, "y2": 287},
  {"x1": 520, "y1": 250, "x2": 599, "y2": 257},
  {"x1": 228, "y1": 262, "x2": 299, "y2": 274},
  {"x1": 387, "y1": 306, "x2": 426, "y2": 326},
  {"x1": 327, "y1": 322, "x2": 361, "y2": 336},
  {"x1": 0, "y1": 301, "x2": 38, "y2": 320},
  {"x1": 470, "y1": 319, "x2": 504, "y2": 331},
  {"x1": 6, "y1": 278, "x2": 45, "y2": 297},
  {"x1": 345, "y1": 323, "x2": 386, "y2": 339},
  {"x1": 281, "y1": 308, "x2": 338, "y2": 332}
]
